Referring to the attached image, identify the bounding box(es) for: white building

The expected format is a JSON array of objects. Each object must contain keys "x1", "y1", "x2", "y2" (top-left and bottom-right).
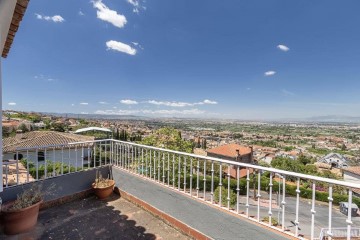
[
  {"x1": 3, "y1": 131, "x2": 95, "y2": 168},
  {"x1": 343, "y1": 167, "x2": 360, "y2": 197},
  {"x1": 317, "y1": 152, "x2": 348, "y2": 168}
]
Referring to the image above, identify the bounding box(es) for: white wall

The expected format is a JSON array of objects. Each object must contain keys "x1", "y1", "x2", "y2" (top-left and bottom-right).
[
  {"x1": 344, "y1": 171, "x2": 360, "y2": 184},
  {"x1": 4, "y1": 149, "x2": 93, "y2": 168}
]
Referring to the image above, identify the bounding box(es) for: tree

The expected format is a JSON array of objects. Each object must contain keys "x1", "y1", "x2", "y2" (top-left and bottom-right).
[
  {"x1": 2, "y1": 126, "x2": 10, "y2": 138},
  {"x1": 298, "y1": 154, "x2": 312, "y2": 165},
  {"x1": 141, "y1": 127, "x2": 193, "y2": 153},
  {"x1": 202, "y1": 139, "x2": 207, "y2": 150},
  {"x1": 115, "y1": 128, "x2": 120, "y2": 140},
  {"x1": 18, "y1": 123, "x2": 29, "y2": 133},
  {"x1": 196, "y1": 138, "x2": 201, "y2": 148},
  {"x1": 52, "y1": 122, "x2": 65, "y2": 132},
  {"x1": 341, "y1": 143, "x2": 347, "y2": 151}
]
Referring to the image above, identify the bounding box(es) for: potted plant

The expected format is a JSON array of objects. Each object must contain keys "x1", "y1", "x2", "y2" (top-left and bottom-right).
[
  {"x1": 92, "y1": 170, "x2": 115, "y2": 200},
  {"x1": 0, "y1": 183, "x2": 51, "y2": 235}
]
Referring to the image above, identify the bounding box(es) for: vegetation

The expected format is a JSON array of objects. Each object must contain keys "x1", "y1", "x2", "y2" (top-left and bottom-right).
[
  {"x1": 262, "y1": 216, "x2": 278, "y2": 226},
  {"x1": 214, "y1": 186, "x2": 237, "y2": 206},
  {"x1": 93, "y1": 170, "x2": 112, "y2": 188},
  {"x1": 21, "y1": 159, "x2": 80, "y2": 179},
  {"x1": 141, "y1": 127, "x2": 194, "y2": 153},
  {"x1": 10, "y1": 182, "x2": 55, "y2": 210}
]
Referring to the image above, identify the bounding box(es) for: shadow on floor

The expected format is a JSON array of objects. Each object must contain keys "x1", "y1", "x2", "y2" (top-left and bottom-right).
[{"x1": 0, "y1": 194, "x2": 160, "y2": 240}]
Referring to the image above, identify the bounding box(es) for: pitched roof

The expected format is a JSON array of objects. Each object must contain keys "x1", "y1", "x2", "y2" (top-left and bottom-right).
[
  {"x1": 3, "y1": 131, "x2": 95, "y2": 152},
  {"x1": 343, "y1": 166, "x2": 360, "y2": 177},
  {"x1": 207, "y1": 143, "x2": 252, "y2": 158},
  {"x1": 2, "y1": 0, "x2": 30, "y2": 58}
]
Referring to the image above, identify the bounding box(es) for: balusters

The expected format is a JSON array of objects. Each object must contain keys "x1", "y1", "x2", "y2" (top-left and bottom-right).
[
  {"x1": 203, "y1": 160, "x2": 207, "y2": 201},
  {"x1": 211, "y1": 161, "x2": 214, "y2": 204},
  {"x1": 227, "y1": 164, "x2": 231, "y2": 210},
  {"x1": 236, "y1": 166, "x2": 240, "y2": 214},
  {"x1": 257, "y1": 170, "x2": 261, "y2": 221},
  {"x1": 295, "y1": 177, "x2": 301, "y2": 237},
  {"x1": 311, "y1": 181, "x2": 316, "y2": 239}
]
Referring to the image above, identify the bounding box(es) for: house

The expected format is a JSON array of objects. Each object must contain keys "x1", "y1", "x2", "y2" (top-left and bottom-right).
[
  {"x1": 343, "y1": 166, "x2": 360, "y2": 197},
  {"x1": 318, "y1": 152, "x2": 348, "y2": 168},
  {"x1": 3, "y1": 131, "x2": 95, "y2": 167},
  {"x1": 207, "y1": 143, "x2": 254, "y2": 178}
]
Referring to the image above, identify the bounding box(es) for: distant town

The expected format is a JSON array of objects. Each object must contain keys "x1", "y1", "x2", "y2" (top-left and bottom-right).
[{"x1": 3, "y1": 110, "x2": 360, "y2": 172}]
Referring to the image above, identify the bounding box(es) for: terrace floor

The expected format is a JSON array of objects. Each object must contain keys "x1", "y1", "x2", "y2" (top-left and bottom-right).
[
  {"x1": 113, "y1": 168, "x2": 290, "y2": 240},
  {"x1": 0, "y1": 194, "x2": 191, "y2": 240}
]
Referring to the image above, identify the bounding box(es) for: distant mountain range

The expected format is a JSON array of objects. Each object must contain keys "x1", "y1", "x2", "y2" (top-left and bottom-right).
[
  {"x1": 38, "y1": 112, "x2": 360, "y2": 123},
  {"x1": 42, "y1": 112, "x2": 151, "y2": 120}
]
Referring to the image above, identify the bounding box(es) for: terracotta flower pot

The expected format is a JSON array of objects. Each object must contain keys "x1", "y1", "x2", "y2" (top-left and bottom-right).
[
  {"x1": 1, "y1": 200, "x2": 42, "y2": 235},
  {"x1": 92, "y1": 180, "x2": 115, "y2": 200}
]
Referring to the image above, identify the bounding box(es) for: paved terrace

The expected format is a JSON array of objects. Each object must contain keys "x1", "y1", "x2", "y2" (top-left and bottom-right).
[
  {"x1": 0, "y1": 195, "x2": 190, "y2": 240},
  {"x1": 113, "y1": 168, "x2": 290, "y2": 240}
]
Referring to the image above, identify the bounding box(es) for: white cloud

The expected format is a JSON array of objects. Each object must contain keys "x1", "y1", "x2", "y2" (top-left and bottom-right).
[
  {"x1": 131, "y1": 41, "x2": 144, "y2": 50},
  {"x1": 106, "y1": 40, "x2": 137, "y2": 55},
  {"x1": 127, "y1": 0, "x2": 146, "y2": 13},
  {"x1": 92, "y1": 0, "x2": 127, "y2": 28},
  {"x1": 264, "y1": 71, "x2": 276, "y2": 76},
  {"x1": 79, "y1": 10, "x2": 85, "y2": 16},
  {"x1": 80, "y1": 102, "x2": 89, "y2": 105},
  {"x1": 35, "y1": 14, "x2": 65, "y2": 23},
  {"x1": 71, "y1": 104, "x2": 75, "y2": 106},
  {"x1": 98, "y1": 101, "x2": 108, "y2": 104},
  {"x1": 277, "y1": 44, "x2": 290, "y2": 52},
  {"x1": 281, "y1": 89, "x2": 295, "y2": 96},
  {"x1": 203, "y1": 99, "x2": 218, "y2": 105},
  {"x1": 8, "y1": 102, "x2": 16, "y2": 106},
  {"x1": 246, "y1": 88, "x2": 251, "y2": 91},
  {"x1": 147, "y1": 100, "x2": 192, "y2": 107},
  {"x1": 147, "y1": 99, "x2": 218, "y2": 107},
  {"x1": 120, "y1": 99, "x2": 138, "y2": 105},
  {"x1": 95, "y1": 108, "x2": 204, "y2": 115}
]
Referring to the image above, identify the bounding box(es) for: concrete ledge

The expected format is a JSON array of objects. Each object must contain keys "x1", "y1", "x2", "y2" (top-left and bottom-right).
[
  {"x1": 114, "y1": 187, "x2": 211, "y2": 240},
  {"x1": 0, "y1": 166, "x2": 111, "y2": 203}
]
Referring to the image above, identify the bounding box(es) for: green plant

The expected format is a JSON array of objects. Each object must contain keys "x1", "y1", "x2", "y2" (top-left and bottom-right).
[
  {"x1": 262, "y1": 216, "x2": 278, "y2": 226},
  {"x1": 10, "y1": 183, "x2": 55, "y2": 210},
  {"x1": 214, "y1": 186, "x2": 237, "y2": 206}
]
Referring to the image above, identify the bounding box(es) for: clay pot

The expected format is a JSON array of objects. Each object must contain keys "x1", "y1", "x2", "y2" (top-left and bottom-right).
[
  {"x1": 1, "y1": 200, "x2": 42, "y2": 235},
  {"x1": 92, "y1": 180, "x2": 115, "y2": 199}
]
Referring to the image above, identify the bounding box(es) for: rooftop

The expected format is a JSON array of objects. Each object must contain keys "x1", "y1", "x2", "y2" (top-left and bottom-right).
[
  {"x1": 1, "y1": 0, "x2": 29, "y2": 58},
  {"x1": 3, "y1": 131, "x2": 95, "y2": 152},
  {"x1": 207, "y1": 143, "x2": 252, "y2": 158}
]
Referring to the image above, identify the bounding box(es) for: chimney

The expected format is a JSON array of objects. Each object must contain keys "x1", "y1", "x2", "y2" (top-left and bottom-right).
[
  {"x1": 250, "y1": 146, "x2": 254, "y2": 163},
  {"x1": 236, "y1": 149, "x2": 240, "y2": 156}
]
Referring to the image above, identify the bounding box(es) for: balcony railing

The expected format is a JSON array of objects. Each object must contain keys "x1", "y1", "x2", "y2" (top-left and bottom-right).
[{"x1": 4, "y1": 139, "x2": 360, "y2": 240}]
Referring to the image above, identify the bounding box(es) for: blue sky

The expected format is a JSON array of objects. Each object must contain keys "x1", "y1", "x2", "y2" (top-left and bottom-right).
[{"x1": 3, "y1": 0, "x2": 360, "y2": 120}]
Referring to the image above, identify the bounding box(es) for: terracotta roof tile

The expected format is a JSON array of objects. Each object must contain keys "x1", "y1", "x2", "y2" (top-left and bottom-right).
[
  {"x1": 207, "y1": 143, "x2": 251, "y2": 158},
  {"x1": 2, "y1": 0, "x2": 30, "y2": 58},
  {"x1": 3, "y1": 131, "x2": 95, "y2": 152},
  {"x1": 343, "y1": 166, "x2": 360, "y2": 176}
]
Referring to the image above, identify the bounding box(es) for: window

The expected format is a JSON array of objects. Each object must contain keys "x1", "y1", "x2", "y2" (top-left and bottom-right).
[
  {"x1": 38, "y1": 151, "x2": 45, "y2": 161},
  {"x1": 14, "y1": 153, "x2": 23, "y2": 160}
]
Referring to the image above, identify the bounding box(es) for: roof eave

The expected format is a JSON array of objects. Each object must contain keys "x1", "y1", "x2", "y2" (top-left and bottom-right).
[{"x1": 1, "y1": 0, "x2": 29, "y2": 58}]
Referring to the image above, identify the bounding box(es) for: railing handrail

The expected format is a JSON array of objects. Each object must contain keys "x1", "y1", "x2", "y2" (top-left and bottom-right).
[
  {"x1": 111, "y1": 139, "x2": 360, "y2": 189},
  {"x1": 13, "y1": 138, "x2": 360, "y2": 189}
]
